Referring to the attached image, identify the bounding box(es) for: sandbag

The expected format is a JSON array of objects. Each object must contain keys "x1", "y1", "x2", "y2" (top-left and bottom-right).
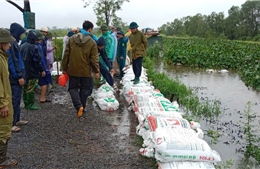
[
  {"x1": 157, "y1": 161, "x2": 216, "y2": 169},
  {"x1": 151, "y1": 128, "x2": 221, "y2": 163}
]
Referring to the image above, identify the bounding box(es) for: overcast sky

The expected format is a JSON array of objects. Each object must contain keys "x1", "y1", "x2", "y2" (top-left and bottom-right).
[{"x1": 0, "y1": 0, "x2": 246, "y2": 30}]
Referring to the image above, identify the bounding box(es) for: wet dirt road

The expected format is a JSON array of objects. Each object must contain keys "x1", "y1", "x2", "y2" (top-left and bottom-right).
[{"x1": 8, "y1": 82, "x2": 157, "y2": 169}]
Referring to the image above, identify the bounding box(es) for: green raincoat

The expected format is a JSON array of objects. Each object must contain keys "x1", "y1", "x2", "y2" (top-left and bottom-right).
[
  {"x1": 0, "y1": 50, "x2": 13, "y2": 143},
  {"x1": 100, "y1": 31, "x2": 115, "y2": 61}
]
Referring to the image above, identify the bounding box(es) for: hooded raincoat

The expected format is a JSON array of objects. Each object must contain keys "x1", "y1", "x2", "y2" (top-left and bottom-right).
[
  {"x1": 20, "y1": 31, "x2": 44, "y2": 80},
  {"x1": 62, "y1": 32, "x2": 99, "y2": 77},
  {"x1": 7, "y1": 23, "x2": 26, "y2": 85},
  {"x1": 100, "y1": 31, "x2": 115, "y2": 61}
]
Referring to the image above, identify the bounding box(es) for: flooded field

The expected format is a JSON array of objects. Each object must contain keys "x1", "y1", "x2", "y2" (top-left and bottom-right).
[{"x1": 157, "y1": 63, "x2": 260, "y2": 168}]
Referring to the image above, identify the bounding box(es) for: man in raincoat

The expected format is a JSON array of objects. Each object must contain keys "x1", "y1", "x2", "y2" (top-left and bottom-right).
[
  {"x1": 117, "y1": 30, "x2": 128, "y2": 79},
  {"x1": 7, "y1": 22, "x2": 28, "y2": 132},
  {"x1": 62, "y1": 20, "x2": 100, "y2": 118},
  {"x1": 20, "y1": 30, "x2": 46, "y2": 110},
  {"x1": 100, "y1": 25, "x2": 115, "y2": 65},
  {"x1": 0, "y1": 28, "x2": 18, "y2": 168},
  {"x1": 129, "y1": 22, "x2": 148, "y2": 84}
]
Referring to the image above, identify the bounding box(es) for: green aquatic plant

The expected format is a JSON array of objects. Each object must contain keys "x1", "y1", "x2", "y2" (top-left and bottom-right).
[
  {"x1": 162, "y1": 37, "x2": 260, "y2": 90},
  {"x1": 206, "y1": 129, "x2": 221, "y2": 144},
  {"x1": 238, "y1": 102, "x2": 260, "y2": 163},
  {"x1": 215, "y1": 159, "x2": 234, "y2": 169}
]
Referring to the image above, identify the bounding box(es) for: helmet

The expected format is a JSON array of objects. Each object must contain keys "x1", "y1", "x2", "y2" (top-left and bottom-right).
[
  {"x1": 35, "y1": 30, "x2": 44, "y2": 40},
  {"x1": 46, "y1": 31, "x2": 53, "y2": 38},
  {"x1": 40, "y1": 26, "x2": 48, "y2": 32},
  {"x1": 100, "y1": 25, "x2": 108, "y2": 31},
  {"x1": 129, "y1": 22, "x2": 139, "y2": 29},
  {"x1": 0, "y1": 28, "x2": 16, "y2": 43},
  {"x1": 116, "y1": 27, "x2": 121, "y2": 31},
  {"x1": 117, "y1": 30, "x2": 125, "y2": 35}
]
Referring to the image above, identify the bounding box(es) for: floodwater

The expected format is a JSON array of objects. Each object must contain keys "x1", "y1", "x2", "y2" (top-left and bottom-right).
[{"x1": 157, "y1": 62, "x2": 260, "y2": 168}]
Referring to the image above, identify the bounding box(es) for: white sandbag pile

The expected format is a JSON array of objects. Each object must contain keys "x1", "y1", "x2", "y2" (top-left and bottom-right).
[
  {"x1": 51, "y1": 61, "x2": 63, "y2": 76},
  {"x1": 120, "y1": 65, "x2": 221, "y2": 169},
  {"x1": 92, "y1": 83, "x2": 119, "y2": 111}
]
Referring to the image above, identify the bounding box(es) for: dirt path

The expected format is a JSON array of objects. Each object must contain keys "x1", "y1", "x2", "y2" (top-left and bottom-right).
[{"x1": 8, "y1": 81, "x2": 157, "y2": 169}]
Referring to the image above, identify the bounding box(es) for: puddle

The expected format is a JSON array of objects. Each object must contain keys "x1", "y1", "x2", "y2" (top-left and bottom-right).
[
  {"x1": 51, "y1": 91, "x2": 71, "y2": 105},
  {"x1": 90, "y1": 88, "x2": 135, "y2": 154}
]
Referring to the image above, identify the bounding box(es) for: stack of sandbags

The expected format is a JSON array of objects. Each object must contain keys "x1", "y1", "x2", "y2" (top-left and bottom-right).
[
  {"x1": 120, "y1": 65, "x2": 221, "y2": 169},
  {"x1": 92, "y1": 83, "x2": 119, "y2": 111}
]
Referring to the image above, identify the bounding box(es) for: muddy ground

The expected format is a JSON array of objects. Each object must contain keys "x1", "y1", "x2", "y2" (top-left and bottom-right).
[{"x1": 8, "y1": 79, "x2": 157, "y2": 169}]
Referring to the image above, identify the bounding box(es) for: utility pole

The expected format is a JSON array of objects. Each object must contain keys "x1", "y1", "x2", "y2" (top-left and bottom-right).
[{"x1": 6, "y1": 0, "x2": 35, "y2": 29}]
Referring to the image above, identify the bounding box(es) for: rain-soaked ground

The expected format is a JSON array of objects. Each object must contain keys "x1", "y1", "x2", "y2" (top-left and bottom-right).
[
  {"x1": 157, "y1": 63, "x2": 260, "y2": 169},
  {"x1": 8, "y1": 79, "x2": 157, "y2": 169}
]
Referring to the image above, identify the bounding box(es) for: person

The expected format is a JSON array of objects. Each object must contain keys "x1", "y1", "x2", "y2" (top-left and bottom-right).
[
  {"x1": 110, "y1": 26, "x2": 118, "y2": 62},
  {"x1": 62, "y1": 20, "x2": 100, "y2": 118},
  {"x1": 0, "y1": 28, "x2": 18, "y2": 168},
  {"x1": 20, "y1": 30, "x2": 28, "y2": 45},
  {"x1": 40, "y1": 27, "x2": 48, "y2": 58},
  {"x1": 62, "y1": 29, "x2": 76, "y2": 59},
  {"x1": 117, "y1": 30, "x2": 128, "y2": 79},
  {"x1": 110, "y1": 26, "x2": 115, "y2": 34},
  {"x1": 129, "y1": 22, "x2": 148, "y2": 84},
  {"x1": 35, "y1": 30, "x2": 52, "y2": 103},
  {"x1": 96, "y1": 37, "x2": 114, "y2": 87},
  {"x1": 125, "y1": 29, "x2": 132, "y2": 63},
  {"x1": 62, "y1": 31, "x2": 74, "y2": 59},
  {"x1": 100, "y1": 25, "x2": 115, "y2": 65},
  {"x1": 71, "y1": 27, "x2": 78, "y2": 34},
  {"x1": 116, "y1": 27, "x2": 121, "y2": 32},
  {"x1": 21, "y1": 30, "x2": 46, "y2": 110},
  {"x1": 7, "y1": 23, "x2": 28, "y2": 132},
  {"x1": 46, "y1": 32, "x2": 57, "y2": 73}
]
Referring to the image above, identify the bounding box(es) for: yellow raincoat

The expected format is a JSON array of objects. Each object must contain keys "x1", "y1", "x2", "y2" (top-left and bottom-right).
[{"x1": 0, "y1": 50, "x2": 13, "y2": 143}]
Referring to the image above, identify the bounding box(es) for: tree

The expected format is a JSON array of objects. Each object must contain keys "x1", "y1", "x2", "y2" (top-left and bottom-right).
[
  {"x1": 83, "y1": 0, "x2": 129, "y2": 27},
  {"x1": 224, "y1": 6, "x2": 241, "y2": 40},
  {"x1": 111, "y1": 16, "x2": 128, "y2": 30},
  {"x1": 240, "y1": 1, "x2": 260, "y2": 38},
  {"x1": 184, "y1": 14, "x2": 207, "y2": 37},
  {"x1": 171, "y1": 19, "x2": 185, "y2": 36}
]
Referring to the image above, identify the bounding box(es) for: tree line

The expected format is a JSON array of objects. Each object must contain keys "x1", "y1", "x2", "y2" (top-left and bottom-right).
[{"x1": 159, "y1": 1, "x2": 260, "y2": 41}]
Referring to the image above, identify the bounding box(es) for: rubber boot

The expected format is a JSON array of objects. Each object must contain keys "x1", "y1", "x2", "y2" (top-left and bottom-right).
[
  {"x1": 131, "y1": 77, "x2": 136, "y2": 82},
  {"x1": 0, "y1": 141, "x2": 18, "y2": 168},
  {"x1": 23, "y1": 93, "x2": 30, "y2": 109},
  {"x1": 133, "y1": 77, "x2": 140, "y2": 84},
  {"x1": 26, "y1": 92, "x2": 40, "y2": 110}
]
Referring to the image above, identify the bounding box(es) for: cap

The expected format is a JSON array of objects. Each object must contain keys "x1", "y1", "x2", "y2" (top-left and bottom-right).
[
  {"x1": 100, "y1": 25, "x2": 108, "y2": 31},
  {"x1": 35, "y1": 30, "x2": 44, "y2": 40},
  {"x1": 40, "y1": 26, "x2": 48, "y2": 32},
  {"x1": 117, "y1": 30, "x2": 124, "y2": 35}
]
